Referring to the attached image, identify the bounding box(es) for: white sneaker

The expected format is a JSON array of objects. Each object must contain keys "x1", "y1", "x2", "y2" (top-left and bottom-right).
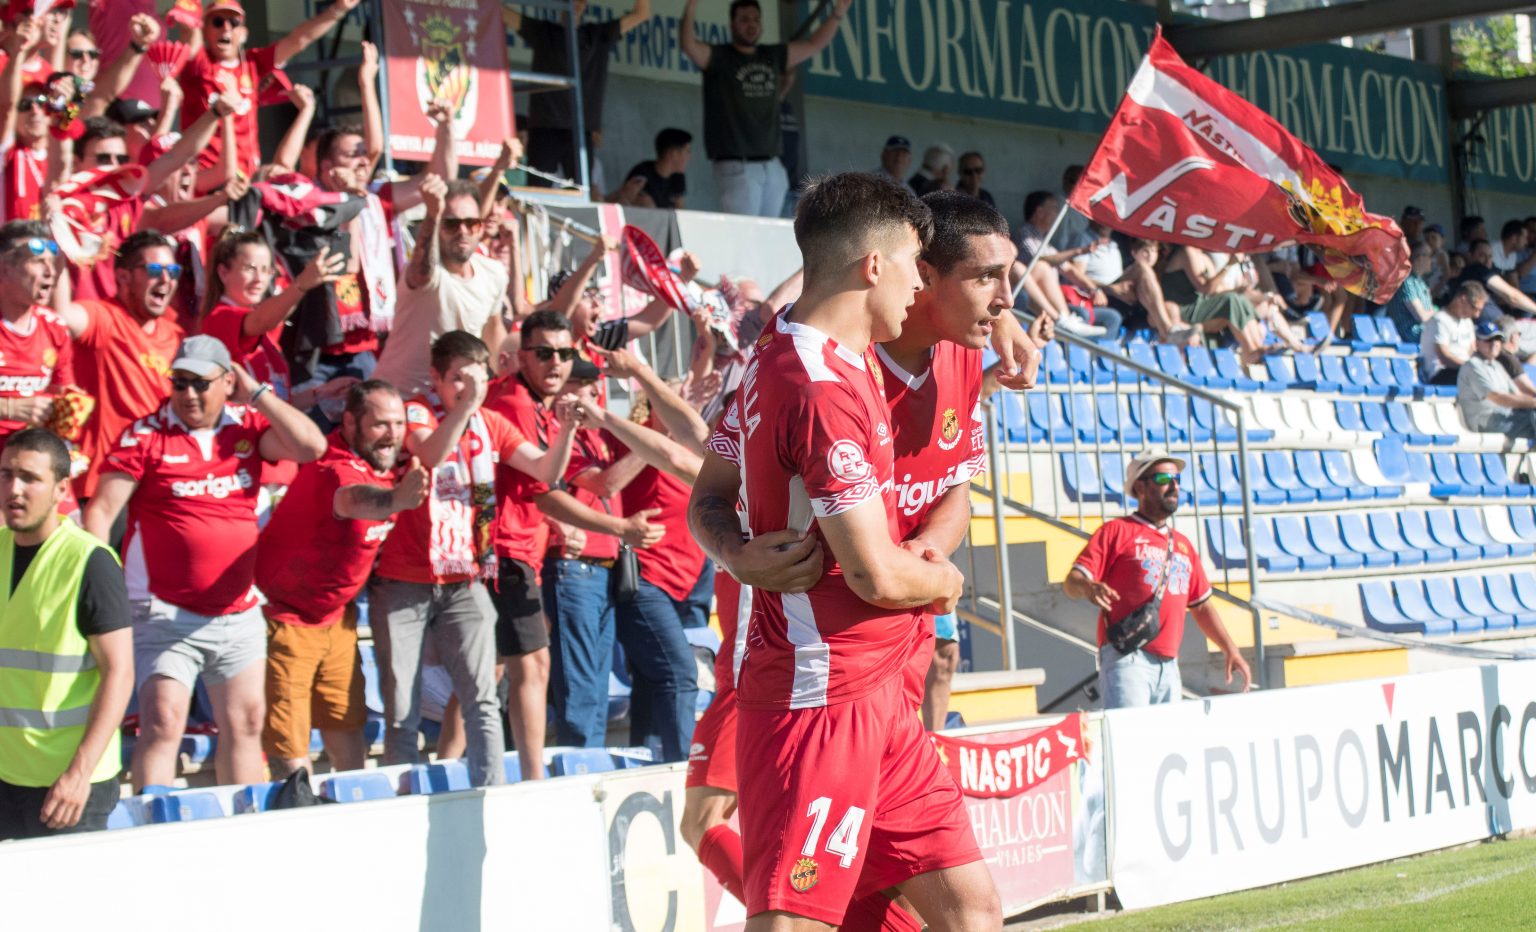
[{"x1": 1057, "y1": 314, "x2": 1106, "y2": 338}]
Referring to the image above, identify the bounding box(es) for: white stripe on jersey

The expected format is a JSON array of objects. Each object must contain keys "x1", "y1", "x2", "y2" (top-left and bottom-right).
[
  {"x1": 732, "y1": 581, "x2": 752, "y2": 684},
  {"x1": 783, "y1": 591, "x2": 831, "y2": 709}
]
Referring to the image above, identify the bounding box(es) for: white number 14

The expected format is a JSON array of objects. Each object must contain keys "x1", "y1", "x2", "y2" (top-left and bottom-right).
[{"x1": 801, "y1": 796, "x2": 866, "y2": 868}]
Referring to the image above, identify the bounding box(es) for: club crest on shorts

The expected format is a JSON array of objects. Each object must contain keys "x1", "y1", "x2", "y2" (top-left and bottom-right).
[
  {"x1": 938, "y1": 407, "x2": 961, "y2": 450},
  {"x1": 789, "y1": 857, "x2": 819, "y2": 892}
]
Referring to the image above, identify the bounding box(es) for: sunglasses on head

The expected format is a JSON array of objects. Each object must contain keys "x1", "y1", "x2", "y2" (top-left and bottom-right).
[
  {"x1": 170, "y1": 375, "x2": 216, "y2": 392},
  {"x1": 17, "y1": 96, "x2": 48, "y2": 113},
  {"x1": 526, "y1": 346, "x2": 577, "y2": 362},
  {"x1": 94, "y1": 152, "x2": 130, "y2": 167},
  {"x1": 133, "y1": 262, "x2": 183, "y2": 280},
  {"x1": 441, "y1": 217, "x2": 483, "y2": 233},
  {"x1": 68, "y1": 48, "x2": 101, "y2": 61},
  {"x1": 210, "y1": 14, "x2": 243, "y2": 28},
  {"x1": 1146, "y1": 472, "x2": 1181, "y2": 486}
]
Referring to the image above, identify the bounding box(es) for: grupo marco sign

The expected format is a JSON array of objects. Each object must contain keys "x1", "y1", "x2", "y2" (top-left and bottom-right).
[
  {"x1": 800, "y1": 0, "x2": 1452, "y2": 186},
  {"x1": 1105, "y1": 664, "x2": 1536, "y2": 909}
]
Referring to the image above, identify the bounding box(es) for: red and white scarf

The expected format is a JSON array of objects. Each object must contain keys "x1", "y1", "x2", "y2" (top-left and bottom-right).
[{"x1": 425, "y1": 393, "x2": 497, "y2": 581}]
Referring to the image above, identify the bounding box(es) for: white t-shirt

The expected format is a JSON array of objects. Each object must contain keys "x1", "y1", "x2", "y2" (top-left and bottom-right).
[
  {"x1": 1419, "y1": 310, "x2": 1474, "y2": 381},
  {"x1": 375, "y1": 253, "x2": 509, "y2": 397}
]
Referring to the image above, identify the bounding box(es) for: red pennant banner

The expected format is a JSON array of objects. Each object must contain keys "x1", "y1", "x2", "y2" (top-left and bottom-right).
[
  {"x1": 1069, "y1": 29, "x2": 1408, "y2": 303},
  {"x1": 931, "y1": 713, "x2": 1083, "y2": 799},
  {"x1": 620, "y1": 224, "x2": 690, "y2": 312}
]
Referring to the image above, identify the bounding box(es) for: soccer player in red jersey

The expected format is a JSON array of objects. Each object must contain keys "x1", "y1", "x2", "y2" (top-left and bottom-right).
[
  {"x1": 687, "y1": 174, "x2": 1001, "y2": 931},
  {"x1": 687, "y1": 190, "x2": 1038, "y2": 930},
  {"x1": 255, "y1": 380, "x2": 429, "y2": 776}
]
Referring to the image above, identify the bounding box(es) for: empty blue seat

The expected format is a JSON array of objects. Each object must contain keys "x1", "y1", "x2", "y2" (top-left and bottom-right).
[
  {"x1": 1096, "y1": 395, "x2": 1142, "y2": 444},
  {"x1": 1368, "y1": 357, "x2": 1404, "y2": 395},
  {"x1": 1041, "y1": 342, "x2": 1070, "y2": 383},
  {"x1": 1190, "y1": 397, "x2": 1245, "y2": 442},
  {"x1": 1514, "y1": 573, "x2": 1536, "y2": 612},
  {"x1": 1294, "y1": 451, "x2": 1349, "y2": 501},
  {"x1": 232, "y1": 781, "x2": 283, "y2": 814},
  {"x1": 1204, "y1": 517, "x2": 1247, "y2": 570},
  {"x1": 1399, "y1": 511, "x2": 1455, "y2": 563},
  {"x1": 551, "y1": 749, "x2": 617, "y2": 776},
  {"x1": 1359, "y1": 401, "x2": 1393, "y2": 434},
  {"x1": 1127, "y1": 394, "x2": 1178, "y2": 444},
  {"x1": 1061, "y1": 453, "x2": 1107, "y2": 503},
  {"x1": 1393, "y1": 580, "x2": 1456, "y2": 635},
  {"x1": 1305, "y1": 514, "x2": 1365, "y2": 569},
  {"x1": 1217, "y1": 348, "x2": 1278, "y2": 391},
  {"x1": 148, "y1": 792, "x2": 224, "y2": 823},
  {"x1": 1066, "y1": 344, "x2": 1109, "y2": 384},
  {"x1": 1095, "y1": 350, "x2": 1141, "y2": 385},
  {"x1": 1454, "y1": 453, "x2": 1501, "y2": 497},
  {"x1": 1318, "y1": 355, "x2": 1365, "y2": 395},
  {"x1": 1028, "y1": 394, "x2": 1075, "y2": 443},
  {"x1": 1424, "y1": 578, "x2": 1483, "y2": 632},
  {"x1": 1263, "y1": 451, "x2": 1323, "y2": 503},
  {"x1": 409, "y1": 759, "x2": 472, "y2": 795},
  {"x1": 1383, "y1": 402, "x2": 1435, "y2": 444},
  {"x1": 1191, "y1": 453, "x2": 1241, "y2": 506},
  {"x1": 1487, "y1": 575, "x2": 1536, "y2": 625},
  {"x1": 1454, "y1": 577, "x2": 1516, "y2": 630},
  {"x1": 1353, "y1": 315, "x2": 1385, "y2": 350},
  {"x1": 1361, "y1": 581, "x2": 1428, "y2": 633},
  {"x1": 1377, "y1": 317, "x2": 1417, "y2": 353},
  {"x1": 991, "y1": 391, "x2": 1035, "y2": 444},
  {"x1": 1265, "y1": 356, "x2": 1301, "y2": 389},
  {"x1": 1154, "y1": 344, "x2": 1193, "y2": 383},
  {"x1": 322, "y1": 772, "x2": 395, "y2": 803},
  {"x1": 1457, "y1": 507, "x2": 1525, "y2": 558},
  {"x1": 1100, "y1": 453, "x2": 1130, "y2": 503},
  {"x1": 1163, "y1": 395, "x2": 1209, "y2": 443},
  {"x1": 1231, "y1": 452, "x2": 1286, "y2": 505},
  {"x1": 1184, "y1": 346, "x2": 1228, "y2": 388},
  {"x1": 502, "y1": 752, "x2": 552, "y2": 783},
  {"x1": 1428, "y1": 453, "x2": 1471, "y2": 497},
  {"x1": 106, "y1": 801, "x2": 134, "y2": 830},
  {"x1": 1337, "y1": 513, "x2": 1393, "y2": 567},
  {"x1": 1372, "y1": 437, "x2": 1417, "y2": 486},
  {"x1": 1511, "y1": 506, "x2": 1536, "y2": 540},
  {"x1": 178, "y1": 734, "x2": 214, "y2": 765},
  {"x1": 1365, "y1": 512, "x2": 1426, "y2": 567},
  {"x1": 1127, "y1": 341, "x2": 1160, "y2": 377},
  {"x1": 1321, "y1": 449, "x2": 1391, "y2": 499},
  {"x1": 1482, "y1": 455, "x2": 1533, "y2": 498},
  {"x1": 1065, "y1": 394, "x2": 1106, "y2": 442},
  {"x1": 1335, "y1": 401, "x2": 1366, "y2": 433},
  {"x1": 1290, "y1": 352, "x2": 1341, "y2": 391},
  {"x1": 1246, "y1": 518, "x2": 1300, "y2": 572},
  {"x1": 1342, "y1": 355, "x2": 1390, "y2": 397},
  {"x1": 1426, "y1": 509, "x2": 1480, "y2": 561},
  {"x1": 1304, "y1": 310, "x2": 1331, "y2": 344},
  {"x1": 1272, "y1": 515, "x2": 1332, "y2": 571}
]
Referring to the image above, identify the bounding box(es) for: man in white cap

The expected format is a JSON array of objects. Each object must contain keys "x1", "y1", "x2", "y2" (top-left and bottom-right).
[
  {"x1": 83, "y1": 334, "x2": 326, "y2": 789},
  {"x1": 1063, "y1": 451, "x2": 1250, "y2": 708}
]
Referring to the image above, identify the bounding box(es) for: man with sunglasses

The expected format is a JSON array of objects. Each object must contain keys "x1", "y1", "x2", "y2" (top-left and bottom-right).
[
  {"x1": 175, "y1": 0, "x2": 361, "y2": 177},
  {"x1": 0, "y1": 22, "x2": 53, "y2": 225},
  {"x1": 955, "y1": 152, "x2": 994, "y2": 208},
  {"x1": 0, "y1": 222, "x2": 73, "y2": 452},
  {"x1": 1064, "y1": 451, "x2": 1250, "y2": 709},
  {"x1": 374, "y1": 177, "x2": 510, "y2": 398},
  {"x1": 83, "y1": 335, "x2": 327, "y2": 790}
]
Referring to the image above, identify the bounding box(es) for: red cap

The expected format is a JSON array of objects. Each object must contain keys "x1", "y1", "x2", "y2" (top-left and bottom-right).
[{"x1": 204, "y1": 0, "x2": 244, "y2": 17}]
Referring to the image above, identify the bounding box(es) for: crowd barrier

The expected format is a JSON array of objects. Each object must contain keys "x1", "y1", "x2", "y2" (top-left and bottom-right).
[{"x1": 7, "y1": 664, "x2": 1534, "y2": 926}]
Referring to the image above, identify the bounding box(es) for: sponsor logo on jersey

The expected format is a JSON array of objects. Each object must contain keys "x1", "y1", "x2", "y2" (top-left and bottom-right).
[
  {"x1": 789, "y1": 857, "x2": 819, "y2": 892},
  {"x1": 163, "y1": 454, "x2": 189, "y2": 464},
  {"x1": 170, "y1": 469, "x2": 253, "y2": 499},
  {"x1": 826, "y1": 439, "x2": 872, "y2": 483},
  {"x1": 937, "y1": 407, "x2": 961, "y2": 451},
  {"x1": 0, "y1": 374, "x2": 49, "y2": 393},
  {"x1": 363, "y1": 520, "x2": 396, "y2": 543},
  {"x1": 896, "y1": 463, "x2": 961, "y2": 518}
]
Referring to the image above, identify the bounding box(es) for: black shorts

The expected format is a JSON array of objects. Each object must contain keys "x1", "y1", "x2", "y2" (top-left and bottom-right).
[{"x1": 492, "y1": 557, "x2": 549, "y2": 656}]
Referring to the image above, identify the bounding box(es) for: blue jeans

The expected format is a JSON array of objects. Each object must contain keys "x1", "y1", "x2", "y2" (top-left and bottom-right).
[
  {"x1": 617, "y1": 578, "x2": 699, "y2": 763},
  {"x1": 542, "y1": 558, "x2": 614, "y2": 748},
  {"x1": 713, "y1": 158, "x2": 789, "y2": 217},
  {"x1": 679, "y1": 562, "x2": 715, "y2": 629},
  {"x1": 1099, "y1": 645, "x2": 1182, "y2": 709}
]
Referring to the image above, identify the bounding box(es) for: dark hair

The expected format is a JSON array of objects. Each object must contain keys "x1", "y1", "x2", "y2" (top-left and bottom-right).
[
  {"x1": 1460, "y1": 215, "x2": 1485, "y2": 240},
  {"x1": 1023, "y1": 190, "x2": 1055, "y2": 222},
  {"x1": 4, "y1": 428, "x2": 70, "y2": 482},
  {"x1": 1452, "y1": 281, "x2": 1488, "y2": 307},
  {"x1": 0, "y1": 219, "x2": 50, "y2": 260},
  {"x1": 316, "y1": 123, "x2": 365, "y2": 166},
  {"x1": 345, "y1": 378, "x2": 402, "y2": 421},
  {"x1": 430, "y1": 330, "x2": 490, "y2": 375},
  {"x1": 655, "y1": 127, "x2": 692, "y2": 157},
  {"x1": 116, "y1": 229, "x2": 174, "y2": 267},
  {"x1": 1470, "y1": 238, "x2": 1491, "y2": 253},
  {"x1": 729, "y1": 0, "x2": 760, "y2": 18},
  {"x1": 521, "y1": 309, "x2": 573, "y2": 342},
  {"x1": 203, "y1": 229, "x2": 273, "y2": 315},
  {"x1": 443, "y1": 179, "x2": 482, "y2": 209},
  {"x1": 794, "y1": 172, "x2": 933, "y2": 281},
  {"x1": 73, "y1": 116, "x2": 124, "y2": 160},
  {"x1": 958, "y1": 151, "x2": 984, "y2": 167},
  {"x1": 1501, "y1": 219, "x2": 1525, "y2": 241},
  {"x1": 920, "y1": 190, "x2": 1010, "y2": 274},
  {"x1": 1062, "y1": 165, "x2": 1084, "y2": 191}
]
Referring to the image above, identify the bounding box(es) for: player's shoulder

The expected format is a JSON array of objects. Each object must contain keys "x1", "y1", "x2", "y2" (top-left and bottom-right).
[{"x1": 32, "y1": 306, "x2": 69, "y2": 335}]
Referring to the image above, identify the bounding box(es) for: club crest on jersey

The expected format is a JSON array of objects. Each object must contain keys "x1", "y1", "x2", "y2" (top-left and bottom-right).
[
  {"x1": 826, "y1": 439, "x2": 872, "y2": 483},
  {"x1": 756, "y1": 330, "x2": 773, "y2": 348},
  {"x1": 789, "y1": 857, "x2": 819, "y2": 892},
  {"x1": 42, "y1": 348, "x2": 57, "y2": 368},
  {"x1": 233, "y1": 438, "x2": 254, "y2": 457},
  {"x1": 937, "y1": 407, "x2": 961, "y2": 451}
]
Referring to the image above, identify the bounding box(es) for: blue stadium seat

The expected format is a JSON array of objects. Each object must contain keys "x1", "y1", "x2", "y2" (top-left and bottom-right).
[
  {"x1": 1188, "y1": 346, "x2": 1247, "y2": 390},
  {"x1": 990, "y1": 391, "x2": 1032, "y2": 444},
  {"x1": 610, "y1": 749, "x2": 654, "y2": 769},
  {"x1": 1205, "y1": 517, "x2": 1249, "y2": 570},
  {"x1": 1293, "y1": 451, "x2": 1349, "y2": 501},
  {"x1": 1096, "y1": 394, "x2": 1142, "y2": 444},
  {"x1": 1095, "y1": 347, "x2": 1141, "y2": 385},
  {"x1": 1246, "y1": 518, "x2": 1300, "y2": 572},
  {"x1": 1342, "y1": 355, "x2": 1391, "y2": 397},
  {"x1": 551, "y1": 749, "x2": 618, "y2": 776},
  {"x1": 1428, "y1": 453, "x2": 1471, "y2": 497},
  {"x1": 1264, "y1": 355, "x2": 1301, "y2": 389},
  {"x1": 1511, "y1": 505, "x2": 1536, "y2": 540},
  {"x1": 1318, "y1": 355, "x2": 1365, "y2": 396},
  {"x1": 1514, "y1": 573, "x2": 1536, "y2": 613},
  {"x1": 1456, "y1": 507, "x2": 1521, "y2": 559},
  {"x1": 106, "y1": 801, "x2": 135, "y2": 830},
  {"x1": 1304, "y1": 310, "x2": 1332, "y2": 344},
  {"x1": 148, "y1": 792, "x2": 225, "y2": 823},
  {"x1": 1381, "y1": 402, "x2": 1433, "y2": 444},
  {"x1": 1290, "y1": 352, "x2": 1343, "y2": 391},
  {"x1": 1368, "y1": 357, "x2": 1406, "y2": 396},
  {"x1": 1040, "y1": 342, "x2": 1070, "y2": 383},
  {"x1": 1190, "y1": 453, "x2": 1241, "y2": 506},
  {"x1": 1335, "y1": 401, "x2": 1366, "y2": 433},
  {"x1": 1389, "y1": 357, "x2": 1422, "y2": 392},
  {"x1": 1191, "y1": 397, "x2": 1246, "y2": 442},
  {"x1": 1350, "y1": 315, "x2": 1380, "y2": 351},
  {"x1": 1127, "y1": 341, "x2": 1160, "y2": 377},
  {"x1": 1425, "y1": 509, "x2": 1480, "y2": 561},
  {"x1": 1155, "y1": 344, "x2": 1193, "y2": 383},
  {"x1": 1487, "y1": 575, "x2": 1536, "y2": 626},
  {"x1": 1305, "y1": 514, "x2": 1366, "y2": 569},
  {"x1": 1337, "y1": 513, "x2": 1393, "y2": 568},
  {"x1": 1068, "y1": 344, "x2": 1111, "y2": 384},
  {"x1": 1454, "y1": 577, "x2": 1516, "y2": 631},
  {"x1": 1028, "y1": 393, "x2": 1075, "y2": 443},
  {"x1": 1365, "y1": 512, "x2": 1426, "y2": 567},
  {"x1": 1272, "y1": 515, "x2": 1332, "y2": 571},
  {"x1": 178, "y1": 734, "x2": 214, "y2": 766},
  {"x1": 232, "y1": 781, "x2": 283, "y2": 814},
  {"x1": 1371, "y1": 438, "x2": 1416, "y2": 486},
  {"x1": 322, "y1": 772, "x2": 396, "y2": 803},
  {"x1": 1216, "y1": 347, "x2": 1278, "y2": 391},
  {"x1": 358, "y1": 642, "x2": 383, "y2": 716},
  {"x1": 1481, "y1": 454, "x2": 1533, "y2": 498},
  {"x1": 1376, "y1": 316, "x2": 1417, "y2": 353},
  {"x1": 408, "y1": 759, "x2": 472, "y2": 795},
  {"x1": 1227, "y1": 452, "x2": 1285, "y2": 505},
  {"x1": 1162, "y1": 395, "x2": 1209, "y2": 443},
  {"x1": 1359, "y1": 401, "x2": 1393, "y2": 435},
  {"x1": 1064, "y1": 394, "x2": 1105, "y2": 442},
  {"x1": 1127, "y1": 394, "x2": 1177, "y2": 444},
  {"x1": 1061, "y1": 453, "x2": 1111, "y2": 503},
  {"x1": 1263, "y1": 451, "x2": 1324, "y2": 503},
  {"x1": 1393, "y1": 580, "x2": 1456, "y2": 635},
  {"x1": 1453, "y1": 453, "x2": 1501, "y2": 497},
  {"x1": 1398, "y1": 511, "x2": 1454, "y2": 563},
  {"x1": 1361, "y1": 581, "x2": 1429, "y2": 633},
  {"x1": 1319, "y1": 450, "x2": 1386, "y2": 500},
  {"x1": 1424, "y1": 578, "x2": 1484, "y2": 633},
  {"x1": 1100, "y1": 453, "x2": 1131, "y2": 504}
]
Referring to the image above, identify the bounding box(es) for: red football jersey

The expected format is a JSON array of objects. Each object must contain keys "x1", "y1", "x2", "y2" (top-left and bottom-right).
[
  {"x1": 734, "y1": 315, "x2": 921, "y2": 711},
  {"x1": 873, "y1": 342, "x2": 986, "y2": 540},
  {"x1": 1072, "y1": 514, "x2": 1212, "y2": 659},
  {"x1": 177, "y1": 46, "x2": 278, "y2": 175},
  {"x1": 1, "y1": 145, "x2": 47, "y2": 223},
  {"x1": 0, "y1": 307, "x2": 74, "y2": 447},
  {"x1": 106, "y1": 401, "x2": 272, "y2": 616},
  {"x1": 613, "y1": 443, "x2": 706, "y2": 603},
  {"x1": 557, "y1": 428, "x2": 619, "y2": 562},
  {"x1": 256, "y1": 432, "x2": 400, "y2": 627},
  {"x1": 484, "y1": 375, "x2": 554, "y2": 570}
]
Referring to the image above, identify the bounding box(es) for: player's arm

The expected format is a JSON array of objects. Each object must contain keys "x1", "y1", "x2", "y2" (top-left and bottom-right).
[
  {"x1": 818, "y1": 498, "x2": 962, "y2": 611},
  {"x1": 579, "y1": 399, "x2": 702, "y2": 486},
  {"x1": 273, "y1": 0, "x2": 358, "y2": 67},
  {"x1": 904, "y1": 483, "x2": 971, "y2": 558},
  {"x1": 686, "y1": 451, "x2": 823, "y2": 593}
]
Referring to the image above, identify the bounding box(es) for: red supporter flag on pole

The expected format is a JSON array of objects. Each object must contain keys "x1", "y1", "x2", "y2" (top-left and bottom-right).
[
  {"x1": 619, "y1": 224, "x2": 691, "y2": 313},
  {"x1": 1069, "y1": 29, "x2": 1409, "y2": 303}
]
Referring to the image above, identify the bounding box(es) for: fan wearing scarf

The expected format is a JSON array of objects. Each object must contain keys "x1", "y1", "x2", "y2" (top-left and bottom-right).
[{"x1": 369, "y1": 330, "x2": 584, "y2": 788}]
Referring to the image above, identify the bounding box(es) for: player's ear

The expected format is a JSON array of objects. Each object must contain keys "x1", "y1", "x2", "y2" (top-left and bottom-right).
[
  {"x1": 860, "y1": 250, "x2": 881, "y2": 287},
  {"x1": 917, "y1": 258, "x2": 935, "y2": 288}
]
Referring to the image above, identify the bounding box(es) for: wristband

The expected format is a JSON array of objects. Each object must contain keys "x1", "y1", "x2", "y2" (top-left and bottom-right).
[
  {"x1": 129, "y1": 41, "x2": 148, "y2": 55},
  {"x1": 248, "y1": 383, "x2": 273, "y2": 405}
]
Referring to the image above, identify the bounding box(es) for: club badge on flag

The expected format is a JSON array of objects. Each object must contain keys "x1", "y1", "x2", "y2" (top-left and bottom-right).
[
  {"x1": 619, "y1": 224, "x2": 691, "y2": 313},
  {"x1": 48, "y1": 165, "x2": 147, "y2": 265},
  {"x1": 1069, "y1": 29, "x2": 1408, "y2": 303}
]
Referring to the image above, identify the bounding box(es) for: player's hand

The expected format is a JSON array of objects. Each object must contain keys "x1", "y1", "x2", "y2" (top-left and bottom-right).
[
  {"x1": 991, "y1": 318, "x2": 1044, "y2": 392},
  {"x1": 621, "y1": 508, "x2": 665, "y2": 548},
  {"x1": 729, "y1": 529, "x2": 822, "y2": 594},
  {"x1": 1225, "y1": 649, "x2": 1253, "y2": 693},
  {"x1": 925, "y1": 555, "x2": 965, "y2": 616},
  {"x1": 420, "y1": 173, "x2": 447, "y2": 218},
  {"x1": 129, "y1": 12, "x2": 161, "y2": 47},
  {"x1": 392, "y1": 456, "x2": 429, "y2": 512},
  {"x1": 39, "y1": 766, "x2": 89, "y2": 830},
  {"x1": 1087, "y1": 580, "x2": 1119, "y2": 613}
]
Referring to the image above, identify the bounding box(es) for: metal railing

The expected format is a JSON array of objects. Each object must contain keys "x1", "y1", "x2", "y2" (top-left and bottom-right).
[{"x1": 970, "y1": 319, "x2": 1271, "y2": 688}]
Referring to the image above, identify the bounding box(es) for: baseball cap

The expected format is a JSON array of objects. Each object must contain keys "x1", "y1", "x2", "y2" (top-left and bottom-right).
[
  {"x1": 171, "y1": 335, "x2": 233, "y2": 378},
  {"x1": 205, "y1": 0, "x2": 245, "y2": 16},
  {"x1": 1401, "y1": 205, "x2": 1424, "y2": 220},
  {"x1": 569, "y1": 358, "x2": 602, "y2": 382},
  {"x1": 884, "y1": 135, "x2": 911, "y2": 151},
  {"x1": 107, "y1": 98, "x2": 160, "y2": 126},
  {"x1": 1124, "y1": 449, "x2": 1188, "y2": 492},
  {"x1": 1475, "y1": 321, "x2": 1506, "y2": 341},
  {"x1": 1425, "y1": 223, "x2": 1445, "y2": 236}
]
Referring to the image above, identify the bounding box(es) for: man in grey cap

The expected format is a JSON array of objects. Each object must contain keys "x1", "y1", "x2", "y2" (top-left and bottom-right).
[
  {"x1": 83, "y1": 335, "x2": 326, "y2": 789},
  {"x1": 1457, "y1": 321, "x2": 1536, "y2": 441},
  {"x1": 875, "y1": 135, "x2": 911, "y2": 184},
  {"x1": 1063, "y1": 450, "x2": 1250, "y2": 708}
]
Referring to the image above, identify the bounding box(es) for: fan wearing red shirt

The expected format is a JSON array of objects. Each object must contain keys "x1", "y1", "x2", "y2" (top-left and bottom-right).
[
  {"x1": 685, "y1": 174, "x2": 996, "y2": 930},
  {"x1": 1064, "y1": 452, "x2": 1251, "y2": 709},
  {"x1": 176, "y1": 0, "x2": 360, "y2": 177},
  {"x1": 256, "y1": 380, "x2": 428, "y2": 776},
  {"x1": 0, "y1": 22, "x2": 55, "y2": 225},
  {"x1": 369, "y1": 331, "x2": 580, "y2": 788},
  {"x1": 0, "y1": 222, "x2": 75, "y2": 448},
  {"x1": 82, "y1": 335, "x2": 327, "y2": 791}
]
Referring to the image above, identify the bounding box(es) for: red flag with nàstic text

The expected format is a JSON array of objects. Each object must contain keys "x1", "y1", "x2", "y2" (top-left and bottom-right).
[{"x1": 1069, "y1": 29, "x2": 1408, "y2": 303}]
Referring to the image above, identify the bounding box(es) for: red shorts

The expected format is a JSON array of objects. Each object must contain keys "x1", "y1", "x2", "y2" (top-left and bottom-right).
[
  {"x1": 736, "y1": 675, "x2": 981, "y2": 925},
  {"x1": 687, "y1": 573, "x2": 748, "y2": 792}
]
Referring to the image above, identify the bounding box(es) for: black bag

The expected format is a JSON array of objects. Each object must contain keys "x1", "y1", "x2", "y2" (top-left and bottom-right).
[
  {"x1": 611, "y1": 543, "x2": 641, "y2": 604},
  {"x1": 269, "y1": 767, "x2": 332, "y2": 809},
  {"x1": 1104, "y1": 531, "x2": 1176, "y2": 655}
]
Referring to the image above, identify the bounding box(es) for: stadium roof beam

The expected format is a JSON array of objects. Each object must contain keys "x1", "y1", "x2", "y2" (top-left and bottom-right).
[
  {"x1": 1166, "y1": 0, "x2": 1536, "y2": 60},
  {"x1": 1448, "y1": 75, "x2": 1536, "y2": 120}
]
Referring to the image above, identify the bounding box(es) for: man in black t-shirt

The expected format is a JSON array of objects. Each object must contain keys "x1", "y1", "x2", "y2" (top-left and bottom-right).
[
  {"x1": 1451, "y1": 239, "x2": 1536, "y2": 321},
  {"x1": 616, "y1": 128, "x2": 692, "y2": 210},
  {"x1": 679, "y1": 0, "x2": 849, "y2": 216},
  {"x1": 503, "y1": 0, "x2": 653, "y2": 190}
]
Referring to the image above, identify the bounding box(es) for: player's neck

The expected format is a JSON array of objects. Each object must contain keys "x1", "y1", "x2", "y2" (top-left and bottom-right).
[
  {"x1": 0, "y1": 298, "x2": 32, "y2": 327},
  {"x1": 786, "y1": 292, "x2": 875, "y2": 354},
  {"x1": 880, "y1": 308, "x2": 941, "y2": 374}
]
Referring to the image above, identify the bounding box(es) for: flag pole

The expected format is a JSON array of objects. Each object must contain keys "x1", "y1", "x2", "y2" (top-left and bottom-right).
[{"x1": 1010, "y1": 200, "x2": 1073, "y2": 304}]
